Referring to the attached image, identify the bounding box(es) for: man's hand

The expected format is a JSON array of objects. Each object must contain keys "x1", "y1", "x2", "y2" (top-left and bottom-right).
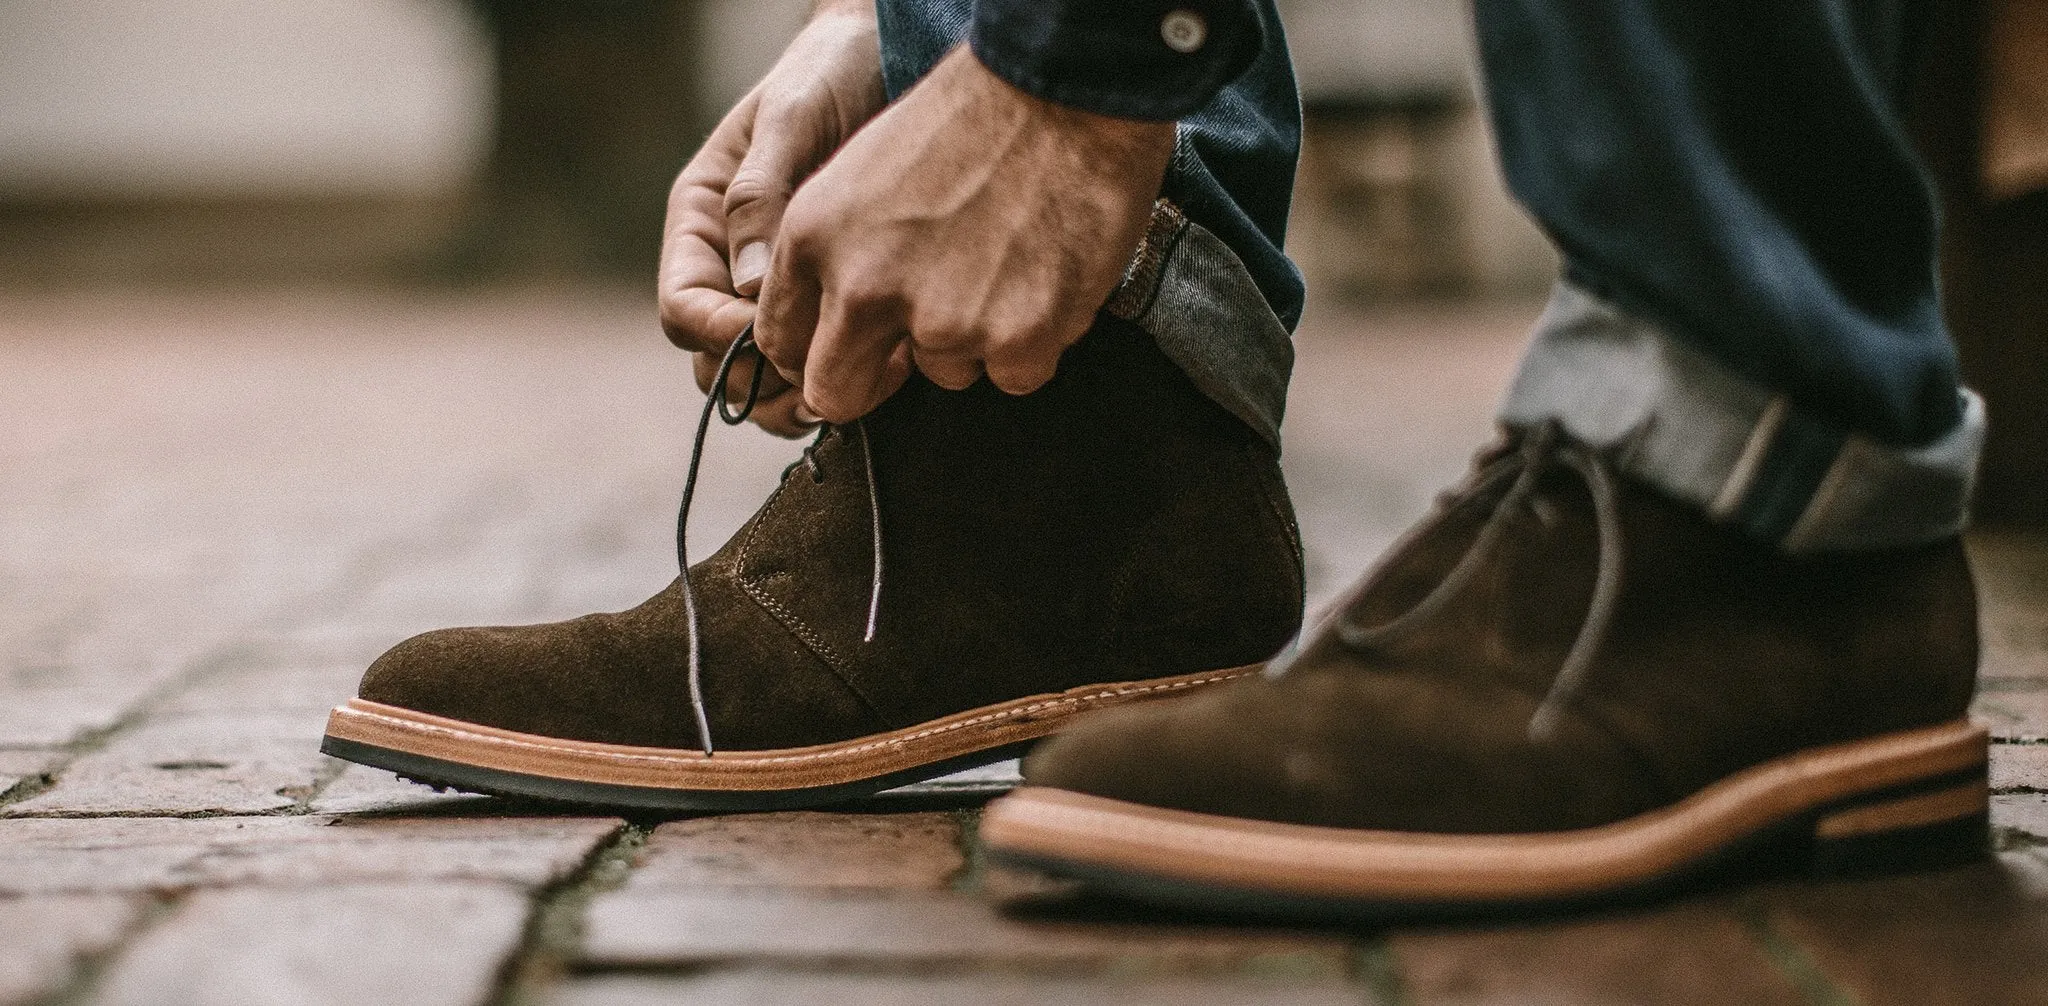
[
  {"x1": 755, "y1": 47, "x2": 1176, "y2": 423},
  {"x1": 658, "y1": 4, "x2": 886, "y2": 437}
]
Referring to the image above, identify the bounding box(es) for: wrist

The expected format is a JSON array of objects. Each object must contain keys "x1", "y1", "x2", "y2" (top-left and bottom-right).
[{"x1": 958, "y1": 48, "x2": 1175, "y2": 161}]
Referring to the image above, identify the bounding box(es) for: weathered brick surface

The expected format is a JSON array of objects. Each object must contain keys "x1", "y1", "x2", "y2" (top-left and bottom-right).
[
  {"x1": 0, "y1": 815, "x2": 621, "y2": 894},
  {"x1": 0, "y1": 818, "x2": 273, "y2": 895},
  {"x1": 0, "y1": 749, "x2": 57, "y2": 798},
  {"x1": 93, "y1": 882, "x2": 530, "y2": 1006},
  {"x1": 1760, "y1": 854, "x2": 2048, "y2": 1005},
  {"x1": 1993, "y1": 743, "x2": 2048, "y2": 793},
  {"x1": 1390, "y1": 902, "x2": 1804, "y2": 1005},
  {"x1": 1995, "y1": 793, "x2": 2048, "y2": 841},
  {"x1": 582, "y1": 888, "x2": 1353, "y2": 975},
  {"x1": 184, "y1": 815, "x2": 622, "y2": 888},
  {"x1": 6, "y1": 711, "x2": 329, "y2": 816},
  {"x1": 9, "y1": 292, "x2": 2048, "y2": 1004},
  {"x1": 155, "y1": 656, "x2": 367, "y2": 716},
  {"x1": 0, "y1": 893, "x2": 150, "y2": 1004},
  {"x1": 869, "y1": 759, "x2": 1022, "y2": 802},
  {"x1": 547, "y1": 972, "x2": 1366, "y2": 1006},
  {"x1": 305, "y1": 763, "x2": 495, "y2": 816},
  {"x1": 1977, "y1": 693, "x2": 2048, "y2": 744},
  {"x1": 1974, "y1": 533, "x2": 2048, "y2": 743},
  {"x1": 625, "y1": 812, "x2": 962, "y2": 891}
]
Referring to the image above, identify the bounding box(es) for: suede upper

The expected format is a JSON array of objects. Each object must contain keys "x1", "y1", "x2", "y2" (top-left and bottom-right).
[
  {"x1": 357, "y1": 315, "x2": 1305, "y2": 751},
  {"x1": 1023, "y1": 438, "x2": 1980, "y2": 834}
]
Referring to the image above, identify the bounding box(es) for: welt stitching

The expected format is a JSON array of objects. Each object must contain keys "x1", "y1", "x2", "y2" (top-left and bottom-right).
[{"x1": 354, "y1": 669, "x2": 1256, "y2": 768}]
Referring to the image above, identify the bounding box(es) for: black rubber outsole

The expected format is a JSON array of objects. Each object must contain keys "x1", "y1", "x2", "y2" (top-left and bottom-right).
[{"x1": 320, "y1": 734, "x2": 1034, "y2": 813}]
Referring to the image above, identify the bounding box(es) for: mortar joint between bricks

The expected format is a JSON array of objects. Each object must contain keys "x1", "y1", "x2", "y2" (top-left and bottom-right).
[{"x1": 487, "y1": 821, "x2": 649, "y2": 1006}]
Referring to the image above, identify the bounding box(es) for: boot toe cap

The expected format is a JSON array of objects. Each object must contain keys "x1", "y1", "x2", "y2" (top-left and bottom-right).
[{"x1": 357, "y1": 626, "x2": 527, "y2": 727}]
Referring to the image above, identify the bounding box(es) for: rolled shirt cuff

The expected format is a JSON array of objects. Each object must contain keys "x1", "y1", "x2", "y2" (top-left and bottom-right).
[
  {"x1": 969, "y1": 0, "x2": 1264, "y2": 121},
  {"x1": 1500, "y1": 282, "x2": 1983, "y2": 552}
]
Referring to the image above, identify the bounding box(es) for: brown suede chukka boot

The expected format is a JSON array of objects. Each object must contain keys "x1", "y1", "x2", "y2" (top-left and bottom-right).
[
  {"x1": 321, "y1": 316, "x2": 1305, "y2": 810},
  {"x1": 982, "y1": 427, "x2": 1987, "y2": 919}
]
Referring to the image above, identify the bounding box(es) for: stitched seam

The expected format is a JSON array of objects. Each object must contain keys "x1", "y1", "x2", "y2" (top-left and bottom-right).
[
  {"x1": 353, "y1": 669, "x2": 1255, "y2": 767},
  {"x1": 732, "y1": 479, "x2": 888, "y2": 721},
  {"x1": 1106, "y1": 198, "x2": 1189, "y2": 321},
  {"x1": 1254, "y1": 451, "x2": 1307, "y2": 603}
]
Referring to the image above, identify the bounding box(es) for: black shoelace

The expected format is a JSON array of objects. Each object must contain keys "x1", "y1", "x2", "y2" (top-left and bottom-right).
[
  {"x1": 1329, "y1": 423, "x2": 1625, "y2": 742},
  {"x1": 675, "y1": 324, "x2": 884, "y2": 755}
]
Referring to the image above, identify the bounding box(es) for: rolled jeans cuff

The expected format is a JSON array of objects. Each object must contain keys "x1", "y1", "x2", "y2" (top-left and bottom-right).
[
  {"x1": 1500, "y1": 282, "x2": 1983, "y2": 553},
  {"x1": 1106, "y1": 197, "x2": 1294, "y2": 449}
]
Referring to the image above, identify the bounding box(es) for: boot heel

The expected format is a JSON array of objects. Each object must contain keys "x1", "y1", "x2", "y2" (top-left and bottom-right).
[{"x1": 1808, "y1": 779, "x2": 1990, "y2": 878}]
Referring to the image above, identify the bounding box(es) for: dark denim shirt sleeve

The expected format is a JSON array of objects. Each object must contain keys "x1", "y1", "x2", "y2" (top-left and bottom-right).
[{"x1": 968, "y1": 0, "x2": 1265, "y2": 120}]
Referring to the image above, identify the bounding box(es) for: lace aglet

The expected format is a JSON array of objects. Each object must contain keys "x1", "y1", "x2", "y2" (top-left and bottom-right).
[
  {"x1": 1526, "y1": 702, "x2": 1563, "y2": 744},
  {"x1": 858, "y1": 418, "x2": 883, "y2": 645}
]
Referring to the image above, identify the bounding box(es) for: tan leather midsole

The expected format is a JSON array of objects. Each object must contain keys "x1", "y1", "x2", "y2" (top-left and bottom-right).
[
  {"x1": 323, "y1": 665, "x2": 1256, "y2": 792},
  {"x1": 979, "y1": 720, "x2": 1988, "y2": 902}
]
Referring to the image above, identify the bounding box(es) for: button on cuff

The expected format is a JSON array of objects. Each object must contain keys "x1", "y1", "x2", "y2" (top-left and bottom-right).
[{"x1": 1161, "y1": 9, "x2": 1208, "y2": 53}]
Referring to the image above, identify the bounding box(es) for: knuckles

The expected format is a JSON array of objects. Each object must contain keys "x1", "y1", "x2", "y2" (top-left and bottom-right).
[{"x1": 722, "y1": 169, "x2": 791, "y2": 217}]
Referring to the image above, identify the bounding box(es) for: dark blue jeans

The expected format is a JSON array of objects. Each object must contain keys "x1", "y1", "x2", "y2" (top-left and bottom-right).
[{"x1": 876, "y1": 0, "x2": 1980, "y2": 550}]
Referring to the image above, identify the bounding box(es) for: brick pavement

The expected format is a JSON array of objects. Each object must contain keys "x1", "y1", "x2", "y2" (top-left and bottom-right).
[{"x1": 3, "y1": 290, "x2": 2044, "y2": 1005}]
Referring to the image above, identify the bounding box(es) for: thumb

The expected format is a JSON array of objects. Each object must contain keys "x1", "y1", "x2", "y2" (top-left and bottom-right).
[{"x1": 723, "y1": 108, "x2": 825, "y2": 297}]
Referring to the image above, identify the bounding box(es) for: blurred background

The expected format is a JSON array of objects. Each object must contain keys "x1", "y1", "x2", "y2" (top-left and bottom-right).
[
  {"x1": 0, "y1": 0, "x2": 2041, "y2": 518},
  {"x1": 0, "y1": 9, "x2": 2042, "y2": 1001}
]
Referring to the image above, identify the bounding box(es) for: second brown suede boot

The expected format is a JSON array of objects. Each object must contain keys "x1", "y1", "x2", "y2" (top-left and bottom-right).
[
  {"x1": 322, "y1": 316, "x2": 1305, "y2": 810},
  {"x1": 983, "y1": 427, "x2": 1988, "y2": 918}
]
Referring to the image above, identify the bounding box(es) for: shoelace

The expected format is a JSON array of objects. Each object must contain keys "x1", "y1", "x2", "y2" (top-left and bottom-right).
[
  {"x1": 675, "y1": 324, "x2": 885, "y2": 755},
  {"x1": 1333, "y1": 423, "x2": 1625, "y2": 742}
]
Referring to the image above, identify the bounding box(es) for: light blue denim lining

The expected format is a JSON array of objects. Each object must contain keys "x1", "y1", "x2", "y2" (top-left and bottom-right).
[
  {"x1": 1500, "y1": 283, "x2": 1982, "y2": 552},
  {"x1": 1106, "y1": 197, "x2": 1294, "y2": 448}
]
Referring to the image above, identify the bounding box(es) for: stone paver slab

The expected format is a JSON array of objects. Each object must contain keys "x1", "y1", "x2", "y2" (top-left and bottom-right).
[
  {"x1": 0, "y1": 749, "x2": 57, "y2": 799},
  {"x1": 155, "y1": 658, "x2": 366, "y2": 716},
  {"x1": 1390, "y1": 901, "x2": 1803, "y2": 1005},
  {"x1": 0, "y1": 814, "x2": 620, "y2": 894},
  {"x1": 175, "y1": 815, "x2": 624, "y2": 889},
  {"x1": 582, "y1": 888, "x2": 1353, "y2": 975},
  {"x1": 0, "y1": 892, "x2": 150, "y2": 1005},
  {"x1": 548, "y1": 972, "x2": 1366, "y2": 1006},
  {"x1": 865, "y1": 759, "x2": 1021, "y2": 803},
  {"x1": 1760, "y1": 854, "x2": 2048, "y2": 1006},
  {"x1": 6, "y1": 711, "x2": 329, "y2": 816},
  {"x1": 1977, "y1": 690, "x2": 2048, "y2": 744},
  {"x1": 627, "y1": 812, "x2": 961, "y2": 891},
  {"x1": 306, "y1": 762, "x2": 496, "y2": 816},
  {"x1": 94, "y1": 882, "x2": 529, "y2": 1006},
  {"x1": 1994, "y1": 792, "x2": 2048, "y2": 842},
  {"x1": 1994, "y1": 743, "x2": 2048, "y2": 793},
  {"x1": 0, "y1": 817, "x2": 269, "y2": 895}
]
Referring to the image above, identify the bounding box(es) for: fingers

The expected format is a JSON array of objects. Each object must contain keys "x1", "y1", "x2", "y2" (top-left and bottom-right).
[
  {"x1": 658, "y1": 98, "x2": 756, "y2": 354},
  {"x1": 753, "y1": 235, "x2": 823, "y2": 386},
  {"x1": 724, "y1": 98, "x2": 837, "y2": 297},
  {"x1": 692, "y1": 348, "x2": 819, "y2": 439},
  {"x1": 980, "y1": 302, "x2": 1092, "y2": 395},
  {"x1": 661, "y1": 281, "x2": 754, "y2": 355},
  {"x1": 910, "y1": 344, "x2": 983, "y2": 391},
  {"x1": 801, "y1": 288, "x2": 911, "y2": 423},
  {"x1": 983, "y1": 338, "x2": 1064, "y2": 396}
]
